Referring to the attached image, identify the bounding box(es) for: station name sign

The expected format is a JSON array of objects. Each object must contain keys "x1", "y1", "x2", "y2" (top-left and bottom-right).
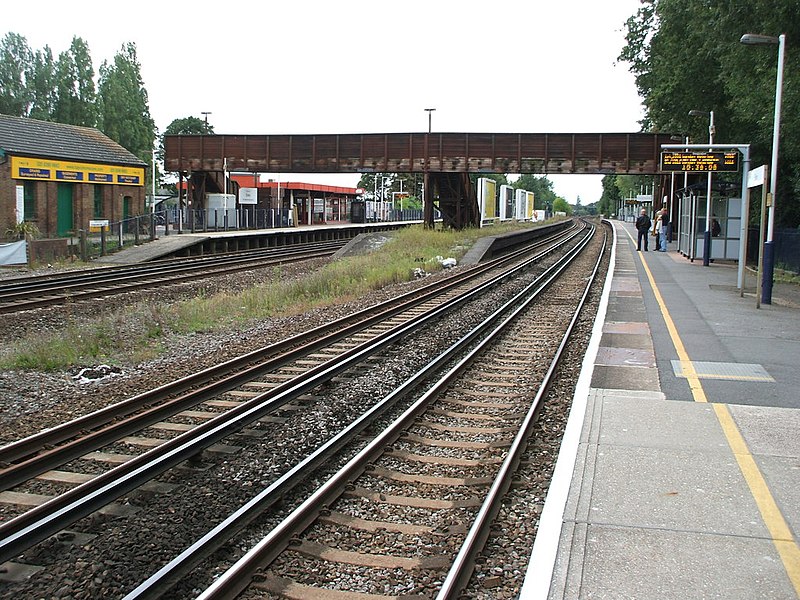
[{"x1": 660, "y1": 151, "x2": 740, "y2": 173}]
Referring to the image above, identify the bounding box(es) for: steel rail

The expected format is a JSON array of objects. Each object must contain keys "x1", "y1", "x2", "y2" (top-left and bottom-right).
[
  {"x1": 189, "y1": 223, "x2": 597, "y2": 600},
  {"x1": 123, "y1": 256, "x2": 551, "y2": 599},
  {"x1": 0, "y1": 223, "x2": 586, "y2": 564},
  {"x1": 0, "y1": 240, "x2": 344, "y2": 294},
  {"x1": 0, "y1": 243, "x2": 346, "y2": 314},
  {"x1": 436, "y1": 223, "x2": 607, "y2": 599},
  {"x1": 0, "y1": 222, "x2": 580, "y2": 474}
]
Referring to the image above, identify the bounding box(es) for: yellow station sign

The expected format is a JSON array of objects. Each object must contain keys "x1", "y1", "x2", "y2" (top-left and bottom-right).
[{"x1": 11, "y1": 156, "x2": 144, "y2": 186}]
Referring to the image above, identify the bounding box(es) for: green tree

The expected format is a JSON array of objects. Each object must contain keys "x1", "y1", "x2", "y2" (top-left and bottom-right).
[
  {"x1": 619, "y1": 0, "x2": 732, "y2": 139},
  {"x1": 620, "y1": 0, "x2": 800, "y2": 226},
  {"x1": 53, "y1": 37, "x2": 97, "y2": 127},
  {"x1": 470, "y1": 173, "x2": 509, "y2": 188},
  {"x1": 553, "y1": 197, "x2": 573, "y2": 215},
  {"x1": 159, "y1": 116, "x2": 216, "y2": 192},
  {"x1": 598, "y1": 175, "x2": 622, "y2": 216},
  {"x1": 392, "y1": 173, "x2": 423, "y2": 208},
  {"x1": 573, "y1": 195, "x2": 597, "y2": 216},
  {"x1": 26, "y1": 46, "x2": 57, "y2": 120},
  {"x1": 356, "y1": 173, "x2": 423, "y2": 207},
  {"x1": 357, "y1": 173, "x2": 385, "y2": 203},
  {"x1": 615, "y1": 175, "x2": 657, "y2": 202},
  {"x1": 164, "y1": 116, "x2": 213, "y2": 136},
  {"x1": 513, "y1": 174, "x2": 557, "y2": 210},
  {"x1": 98, "y1": 42, "x2": 156, "y2": 170},
  {"x1": 0, "y1": 32, "x2": 32, "y2": 116}
]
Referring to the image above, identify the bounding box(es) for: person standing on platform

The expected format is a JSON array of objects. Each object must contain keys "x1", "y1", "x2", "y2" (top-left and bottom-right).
[
  {"x1": 635, "y1": 208, "x2": 651, "y2": 251},
  {"x1": 652, "y1": 210, "x2": 662, "y2": 248},
  {"x1": 658, "y1": 207, "x2": 670, "y2": 252}
]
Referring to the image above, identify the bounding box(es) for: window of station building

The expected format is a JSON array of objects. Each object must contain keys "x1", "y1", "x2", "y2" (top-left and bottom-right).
[
  {"x1": 93, "y1": 186, "x2": 103, "y2": 218},
  {"x1": 325, "y1": 200, "x2": 336, "y2": 222},
  {"x1": 23, "y1": 181, "x2": 37, "y2": 219},
  {"x1": 328, "y1": 198, "x2": 343, "y2": 222}
]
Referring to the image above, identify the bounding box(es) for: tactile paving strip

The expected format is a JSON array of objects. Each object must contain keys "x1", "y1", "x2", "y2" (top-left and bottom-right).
[{"x1": 670, "y1": 360, "x2": 774, "y2": 382}]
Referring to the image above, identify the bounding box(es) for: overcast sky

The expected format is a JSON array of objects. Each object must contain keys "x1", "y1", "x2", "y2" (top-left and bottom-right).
[{"x1": 5, "y1": 0, "x2": 645, "y2": 203}]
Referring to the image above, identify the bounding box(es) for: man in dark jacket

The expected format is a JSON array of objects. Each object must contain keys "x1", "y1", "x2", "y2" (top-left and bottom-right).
[{"x1": 635, "y1": 209, "x2": 651, "y2": 251}]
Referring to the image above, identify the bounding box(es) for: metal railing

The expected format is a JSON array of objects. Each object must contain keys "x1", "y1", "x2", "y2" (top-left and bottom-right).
[
  {"x1": 75, "y1": 206, "x2": 427, "y2": 260},
  {"x1": 183, "y1": 208, "x2": 294, "y2": 232},
  {"x1": 78, "y1": 211, "x2": 165, "y2": 260}
]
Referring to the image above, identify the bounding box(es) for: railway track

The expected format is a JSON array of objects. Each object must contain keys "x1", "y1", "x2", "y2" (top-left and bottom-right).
[
  {"x1": 187, "y1": 220, "x2": 606, "y2": 600},
  {"x1": 0, "y1": 240, "x2": 346, "y2": 314},
  {"x1": 0, "y1": 223, "x2": 579, "y2": 494},
  {"x1": 0, "y1": 219, "x2": 607, "y2": 599}
]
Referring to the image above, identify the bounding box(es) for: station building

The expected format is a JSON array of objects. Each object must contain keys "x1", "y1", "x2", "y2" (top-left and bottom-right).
[
  {"x1": 229, "y1": 175, "x2": 363, "y2": 225},
  {"x1": 0, "y1": 114, "x2": 147, "y2": 238}
]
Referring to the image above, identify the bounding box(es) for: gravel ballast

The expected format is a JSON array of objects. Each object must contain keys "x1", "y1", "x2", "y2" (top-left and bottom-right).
[{"x1": 0, "y1": 227, "x2": 609, "y2": 599}]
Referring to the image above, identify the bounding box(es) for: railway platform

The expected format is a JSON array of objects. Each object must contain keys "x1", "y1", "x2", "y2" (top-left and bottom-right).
[
  {"x1": 522, "y1": 219, "x2": 800, "y2": 599},
  {"x1": 94, "y1": 221, "x2": 413, "y2": 264}
]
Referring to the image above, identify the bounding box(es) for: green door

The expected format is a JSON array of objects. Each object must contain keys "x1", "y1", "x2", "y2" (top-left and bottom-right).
[{"x1": 56, "y1": 183, "x2": 74, "y2": 236}]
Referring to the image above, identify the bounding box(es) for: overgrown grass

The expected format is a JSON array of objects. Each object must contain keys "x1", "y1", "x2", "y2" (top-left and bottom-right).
[
  {"x1": 0, "y1": 222, "x2": 538, "y2": 371},
  {"x1": 4, "y1": 317, "x2": 154, "y2": 370},
  {"x1": 775, "y1": 268, "x2": 800, "y2": 285}
]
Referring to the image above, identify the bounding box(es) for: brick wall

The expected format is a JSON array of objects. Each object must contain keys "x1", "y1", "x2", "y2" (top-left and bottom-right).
[
  {"x1": 41, "y1": 182, "x2": 57, "y2": 237},
  {"x1": 1, "y1": 163, "x2": 146, "y2": 238},
  {"x1": 0, "y1": 161, "x2": 14, "y2": 234}
]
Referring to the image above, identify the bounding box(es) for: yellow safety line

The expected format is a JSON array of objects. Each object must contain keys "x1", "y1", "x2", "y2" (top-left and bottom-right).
[
  {"x1": 632, "y1": 246, "x2": 708, "y2": 403},
  {"x1": 622, "y1": 225, "x2": 800, "y2": 596},
  {"x1": 713, "y1": 402, "x2": 800, "y2": 592}
]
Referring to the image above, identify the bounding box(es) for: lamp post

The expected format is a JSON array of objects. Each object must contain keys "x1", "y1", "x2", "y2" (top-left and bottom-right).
[
  {"x1": 201, "y1": 111, "x2": 212, "y2": 133},
  {"x1": 740, "y1": 33, "x2": 786, "y2": 305},
  {"x1": 424, "y1": 108, "x2": 436, "y2": 133},
  {"x1": 689, "y1": 109, "x2": 715, "y2": 265},
  {"x1": 381, "y1": 175, "x2": 391, "y2": 221},
  {"x1": 423, "y1": 108, "x2": 436, "y2": 227}
]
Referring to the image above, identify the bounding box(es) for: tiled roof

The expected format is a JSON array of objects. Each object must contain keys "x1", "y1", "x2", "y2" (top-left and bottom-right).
[{"x1": 0, "y1": 114, "x2": 147, "y2": 167}]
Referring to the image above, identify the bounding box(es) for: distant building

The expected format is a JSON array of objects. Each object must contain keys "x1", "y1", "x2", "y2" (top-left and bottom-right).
[
  {"x1": 230, "y1": 175, "x2": 363, "y2": 224},
  {"x1": 0, "y1": 114, "x2": 147, "y2": 237}
]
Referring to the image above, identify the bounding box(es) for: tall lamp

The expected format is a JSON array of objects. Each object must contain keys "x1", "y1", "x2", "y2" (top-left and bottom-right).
[
  {"x1": 424, "y1": 108, "x2": 436, "y2": 133},
  {"x1": 200, "y1": 111, "x2": 212, "y2": 133},
  {"x1": 689, "y1": 109, "x2": 715, "y2": 266},
  {"x1": 740, "y1": 33, "x2": 786, "y2": 304}
]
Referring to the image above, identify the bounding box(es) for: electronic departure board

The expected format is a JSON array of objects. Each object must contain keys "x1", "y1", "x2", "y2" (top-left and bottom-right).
[{"x1": 660, "y1": 151, "x2": 740, "y2": 172}]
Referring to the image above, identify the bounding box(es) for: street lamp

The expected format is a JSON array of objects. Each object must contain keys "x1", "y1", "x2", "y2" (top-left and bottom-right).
[
  {"x1": 381, "y1": 175, "x2": 391, "y2": 221},
  {"x1": 689, "y1": 109, "x2": 715, "y2": 266},
  {"x1": 424, "y1": 108, "x2": 436, "y2": 133},
  {"x1": 201, "y1": 111, "x2": 212, "y2": 133},
  {"x1": 740, "y1": 33, "x2": 786, "y2": 305}
]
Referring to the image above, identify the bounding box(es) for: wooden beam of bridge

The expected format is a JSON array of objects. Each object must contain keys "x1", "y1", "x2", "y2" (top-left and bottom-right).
[{"x1": 164, "y1": 132, "x2": 675, "y2": 175}]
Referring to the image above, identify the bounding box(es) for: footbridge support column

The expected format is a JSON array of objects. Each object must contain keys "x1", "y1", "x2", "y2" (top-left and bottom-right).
[{"x1": 423, "y1": 172, "x2": 479, "y2": 230}]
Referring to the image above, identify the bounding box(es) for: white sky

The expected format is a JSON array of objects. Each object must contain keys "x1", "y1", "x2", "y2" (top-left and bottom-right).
[{"x1": 5, "y1": 0, "x2": 645, "y2": 204}]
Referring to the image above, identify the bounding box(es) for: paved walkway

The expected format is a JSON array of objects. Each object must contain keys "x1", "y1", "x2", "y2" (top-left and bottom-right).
[{"x1": 522, "y1": 219, "x2": 800, "y2": 599}]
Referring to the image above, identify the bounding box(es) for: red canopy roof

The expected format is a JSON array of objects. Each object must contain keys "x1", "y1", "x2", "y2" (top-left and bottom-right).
[{"x1": 230, "y1": 175, "x2": 362, "y2": 195}]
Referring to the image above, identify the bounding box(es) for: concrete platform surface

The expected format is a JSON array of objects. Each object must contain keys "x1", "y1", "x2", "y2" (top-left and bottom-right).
[
  {"x1": 522, "y1": 220, "x2": 800, "y2": 600},
  {"x1": 94, "y1": 232, "x2": 209, "y2": 264}
]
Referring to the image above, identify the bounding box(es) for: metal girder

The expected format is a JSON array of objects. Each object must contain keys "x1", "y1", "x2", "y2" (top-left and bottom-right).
[{"x1": 164, "y1": 132, "x2": 675, "y2": 176}]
